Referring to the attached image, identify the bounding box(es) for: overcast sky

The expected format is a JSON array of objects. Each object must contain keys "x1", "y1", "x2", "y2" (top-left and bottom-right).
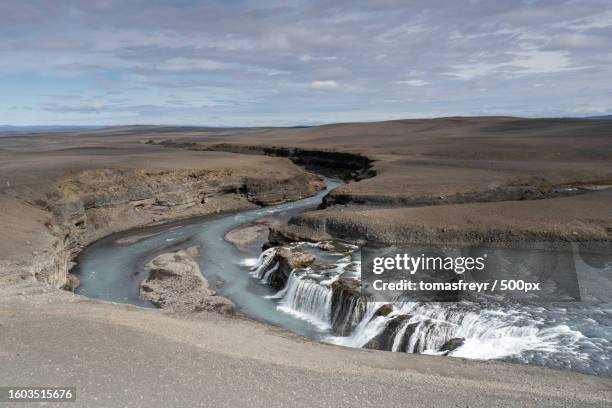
[{"x1": 1, "y1": 0, "x2": 611, "y2": 126}]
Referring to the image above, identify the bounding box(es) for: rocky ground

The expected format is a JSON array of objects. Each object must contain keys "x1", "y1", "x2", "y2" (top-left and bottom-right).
[
  {"x1": 270, "y1": 188, "x2": 612, "y2": 245},
  {"x1": 1, "y1": 293, "x2": 611, "y2": 408},
  {"x1": 138, "y1": 117, "x2": 612, "y2": 245},
  {"x1": 1, "y1": 118, "x2": 611, "y2": 406},
  {"x1": 0, "y1": 133, "x2": 323, "y2": 295},
  {"x1": 140, "y1": 246, "x2": 236, "y2": 315},
  {"x1": 224, "y1": 218, "x2": 281, "y2": 251}
]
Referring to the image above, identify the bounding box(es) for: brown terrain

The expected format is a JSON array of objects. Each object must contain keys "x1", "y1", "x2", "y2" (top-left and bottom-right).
[
  {"x1": 144, "y1": 117, "x2": 612, "y2": 245},
  {"x1": 140, "y1": 245, "x2": 236, "y2": 314},
  {"x1": 1, "y1": 117, "x2": 611, "y2": 407},
  {"x1": 0, "y1": 133, "x2": 323, "y2": 293}
]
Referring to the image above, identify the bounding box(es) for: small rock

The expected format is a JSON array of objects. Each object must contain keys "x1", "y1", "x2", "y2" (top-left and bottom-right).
[
  {"x1": 62, "y1": 273, "x2": 80, "y2": 292},
  {"x1": 438, "y1": 337, "x2": 465, "y2": 355},
  {"x1": 317, "y1": 242, "x2": 335, "y2": 251},
  {"x1": 373, "y1": 304, "x2": 394, "y2": 317}
]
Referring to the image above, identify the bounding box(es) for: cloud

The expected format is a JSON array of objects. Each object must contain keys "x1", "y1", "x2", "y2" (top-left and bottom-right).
[
  {"x1": 449, "y1": 51, "x2": 584, "y2": 80},
  {"x1": 310, "y1": 80, "x2": 339, "y2": 90},
  {"x1": 546, "y1": 33, "x2": 610, "y2": 50},
  {"x1": 299, "y1": 54, "x2": 338, "y2": 62},
  {"x1": 395, "y1": 79, "x2": 429, "y2": 86},
  {"x1": 0, "y1": 0, "x2": 611, "y2": 125}
]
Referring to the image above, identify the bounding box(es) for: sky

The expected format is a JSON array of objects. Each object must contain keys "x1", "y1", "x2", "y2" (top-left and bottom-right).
[{"x1": 1, "y1": 0, "x2": 612, "y2": 126}]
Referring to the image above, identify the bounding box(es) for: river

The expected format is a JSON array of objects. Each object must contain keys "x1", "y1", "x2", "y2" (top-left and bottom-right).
[
  {"x1": 74, "y1": 177, "x2": 344, "y2": 338},
  {"x1": 74, "y1": 176, "x2": 612, "y2": 377}
]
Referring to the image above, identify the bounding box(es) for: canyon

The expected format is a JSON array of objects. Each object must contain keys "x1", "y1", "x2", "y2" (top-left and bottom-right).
[{"x1": 1, "y1": 117, "x2": 611, "y2": 407}]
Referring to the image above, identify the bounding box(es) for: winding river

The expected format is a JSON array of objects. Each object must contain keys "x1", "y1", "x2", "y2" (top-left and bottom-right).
[
  {"x1": 74, "y1": 177, "x2": 612, "y2": 377},
  {"x1": 74, "y1": 177, "x2": 344, "y2": 338}
]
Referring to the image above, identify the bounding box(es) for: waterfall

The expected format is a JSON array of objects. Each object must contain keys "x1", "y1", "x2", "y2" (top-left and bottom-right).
[
  {"x1": 261, "y1": 263, "x2": 279, "y2": 284},
  {"x1": 330, "y1": 302, "x2": 387, "y2": 347},
  {"x1": 329, "y1": 301, "x2": 584, "y2": 361},
  {"x1": 330, "y1": 285, "x2": 367, "y2": 336},
  {"x1": 251, "y1": 247, "x2": 278, "y2": 281},
  {"x1": 277, "y1": 272, "x2": 333, "y2": 330},
  {"x1": 248, "y1": 241, "x2": 596, "y2": 373}
]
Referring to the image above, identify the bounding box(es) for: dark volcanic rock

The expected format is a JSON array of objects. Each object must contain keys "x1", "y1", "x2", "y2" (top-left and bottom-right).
[
  {"x1": 396, "y1": 322, "x2": 420, "y2": 352},
  {"x1": 330, "y1": 279, "x2": 367, "y2": 336},
  {"x1": 364, "y1": 315, "x2": 411, "y2": 351},
  {"x1": 438, "y1": 337, "x2": 465, "y2": 355},
  {"x1": 373, "y1": 304, "x2": 393, "y2": 317},
  {"x1": 266, "y1": 248, "x2": 316, "y2": 290},
  {"x1": 187, "y1": 143, "x2": 374, "y2": 181}
]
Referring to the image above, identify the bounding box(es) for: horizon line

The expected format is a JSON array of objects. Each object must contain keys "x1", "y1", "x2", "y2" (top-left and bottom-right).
[{"x1": 1, "y1": 114, "x2": 611, "y2": 131}]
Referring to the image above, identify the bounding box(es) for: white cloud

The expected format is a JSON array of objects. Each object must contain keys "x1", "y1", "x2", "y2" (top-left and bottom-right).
[
  {"x1": 2, "y1": 0, "x2": 612, "y2": 125},
  {"x1": 299, "y1": 54, "x2": 338, "y2": 62},
  {"x1": 547, "y1": 33, "x2": 609, "y2": 50},
  {"x1": 154, "y1": 57, "x2": 228, "y2": 72},
  {"x1": 561, "y1": 10, "x2": 612, "y2": 30},
  {"x1": 395, "y1": 79, "x2": 429, "y2": 86},
  {"x1": 449, "y1": 51, "x2": 585, "y2": 80},
  {"x1": 310, "y1": 80, "x2": 339, "y2": 90}
]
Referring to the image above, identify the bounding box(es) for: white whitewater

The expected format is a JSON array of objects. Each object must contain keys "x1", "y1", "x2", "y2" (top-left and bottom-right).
[
  {"x1": 248, "y1": 243, "x2": 611, "y2": 376},
  {"x1": 277, "y1": 272, "x2": 333, "y2": 330},
  {"x1": 251, "y1": 247, "x2": 278, "y2": 282}
]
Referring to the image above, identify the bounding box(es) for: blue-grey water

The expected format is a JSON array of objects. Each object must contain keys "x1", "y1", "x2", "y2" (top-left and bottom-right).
[{"x1": 74, "y1": 177, "x2": 344, "y2": 338}]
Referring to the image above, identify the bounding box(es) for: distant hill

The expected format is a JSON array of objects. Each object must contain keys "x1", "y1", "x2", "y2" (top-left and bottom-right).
[
  {"x1": 584, "y1": 115, "x2": 612, "y2": 120},
  {"x1": 0, "y1": 125, "x2": 104, "y2": 133}
]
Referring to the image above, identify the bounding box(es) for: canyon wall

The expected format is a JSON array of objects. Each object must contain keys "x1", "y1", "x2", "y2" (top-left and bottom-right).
[
  {"x1": 153, "y1": 141, "x2": 374, "y2": 181},
  {"x1": 0, "y1": 147, "x2": 323, "y2": 294},
  {"x1": 2, "y1": 117, "x2": 611, "y2": 296}
]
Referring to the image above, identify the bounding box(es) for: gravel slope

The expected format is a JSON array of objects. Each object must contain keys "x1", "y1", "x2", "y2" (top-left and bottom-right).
[{"x1": 1, "y1": 294, "x2": 610, "y2": 408}]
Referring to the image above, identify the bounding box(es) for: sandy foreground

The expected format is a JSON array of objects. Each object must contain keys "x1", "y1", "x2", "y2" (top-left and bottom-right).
[
  {"x1": 1, "y1": 292, "x2": 611, "y2": 408},
  {"x1": 1, "y1": 118, "x2": 611, "y2": 406}
]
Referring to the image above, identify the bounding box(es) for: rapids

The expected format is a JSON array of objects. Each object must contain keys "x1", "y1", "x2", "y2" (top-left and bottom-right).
[{"x1": 251, "y1": 242, "x2": 612, "y2": 376}]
